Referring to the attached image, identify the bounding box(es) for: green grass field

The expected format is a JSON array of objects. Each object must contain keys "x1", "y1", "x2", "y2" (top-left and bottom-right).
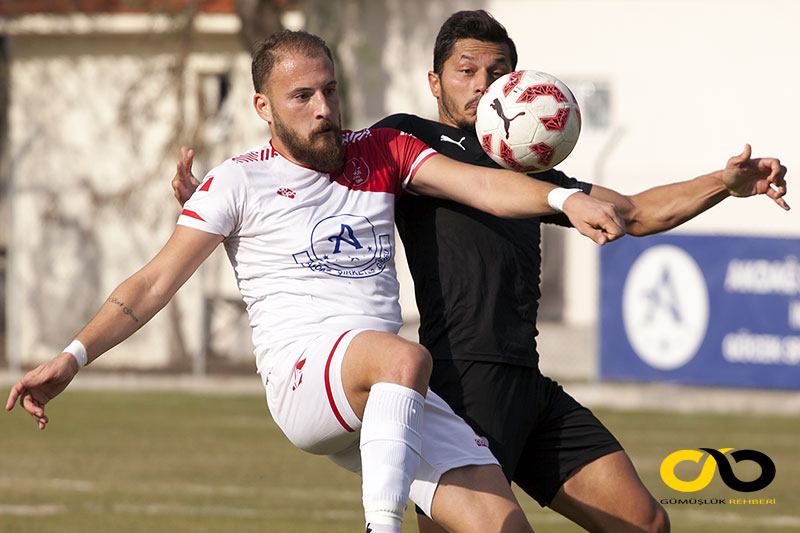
[{"x1": 2, "y1": 388, "x2": 798, "y2": 532}]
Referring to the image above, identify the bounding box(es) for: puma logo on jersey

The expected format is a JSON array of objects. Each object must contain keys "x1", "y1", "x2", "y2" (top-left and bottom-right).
[
  {"x1": 439, "y1": 134, "x2": 467, "y2": 151},
  {"x1": 277, "y1": 187, "x2": 296, "y2": 199}
]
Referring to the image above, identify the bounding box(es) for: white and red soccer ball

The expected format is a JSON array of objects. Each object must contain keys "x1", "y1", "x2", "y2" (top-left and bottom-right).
[{"x1": 476, "y1": 70, "x2": 581, "y2": 173}]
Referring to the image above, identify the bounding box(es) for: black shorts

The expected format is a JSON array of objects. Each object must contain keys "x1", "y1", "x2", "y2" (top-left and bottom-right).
[{"x1": 424, "y1": 359, "x2": 622, "y2": 507}]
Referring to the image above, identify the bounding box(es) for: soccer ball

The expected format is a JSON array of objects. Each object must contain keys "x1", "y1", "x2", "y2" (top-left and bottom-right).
[{"x1": 475, "y1": 70, "x2": 581, "y2": 173}]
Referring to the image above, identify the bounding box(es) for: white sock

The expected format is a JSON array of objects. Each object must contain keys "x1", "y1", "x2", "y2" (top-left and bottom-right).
[
  {"x1": 365, "y1": 523, "x2": 402, "y2": 533},
  {"x1": 360, "y1": 382, "x2": 425, "y2": 529}
]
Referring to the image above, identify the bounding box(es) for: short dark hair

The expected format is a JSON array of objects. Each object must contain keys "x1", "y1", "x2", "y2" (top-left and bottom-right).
[
  {"x1": 432, "y1": 10, "x2": 518, "y2": 75},
  {"x1": 251, "y1": 30, "x2": 334, "y2": 93}
]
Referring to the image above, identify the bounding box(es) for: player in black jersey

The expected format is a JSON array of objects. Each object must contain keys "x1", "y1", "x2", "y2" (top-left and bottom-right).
[
  {"x1": 371, "y1": 10, "x2": 786, "y2": 533},
  {"x1": 171, "y1": 12, "x2": 788, "y2": 533}
]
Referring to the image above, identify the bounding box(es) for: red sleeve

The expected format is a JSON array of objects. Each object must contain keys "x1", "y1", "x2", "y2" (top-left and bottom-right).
[{"x1": 374, "y1": 128, "x2": 437, "y2": 190}]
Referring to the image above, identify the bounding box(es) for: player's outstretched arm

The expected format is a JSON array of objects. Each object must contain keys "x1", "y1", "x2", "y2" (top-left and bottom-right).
[
  {"x1": 722, "y1": 144, "x2": 788, "y2": 207},
  {"x1": 409, "y1": 153, "x2": 625, "y2": 245},
  {"x1": 172, "y1": 146, "x2": 199, "y2": 207},
  {"x1": 5, "y1": 226, "x2": 223, "y2": 429},
  {"x1": 589, "y1": 144, "x2": 789, "y2": 236}
]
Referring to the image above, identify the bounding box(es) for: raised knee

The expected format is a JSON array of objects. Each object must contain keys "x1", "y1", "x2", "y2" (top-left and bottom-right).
[
  {"x1": 380, "y1": 342, "x2": 432, "y2": 392},
  {"x1": 399, "y1": 343, "x2": 433, "y2": 385}
]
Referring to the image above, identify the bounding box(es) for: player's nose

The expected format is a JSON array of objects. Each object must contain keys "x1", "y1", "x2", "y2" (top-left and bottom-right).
[
  {"x1": 313, "y1": 91, "x2": 334, "y2": 119},
  {"x1": 474, "y1": 69, "x2": 492, "y2": 93}
]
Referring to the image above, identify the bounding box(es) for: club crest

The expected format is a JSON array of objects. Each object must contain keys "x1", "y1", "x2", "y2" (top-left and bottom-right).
[{"x1": 292, "y1": 214, "x2": 392, "y2": 278}]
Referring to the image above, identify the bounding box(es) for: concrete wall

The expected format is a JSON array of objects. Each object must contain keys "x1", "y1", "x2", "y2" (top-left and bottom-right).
[
  {"x1": 4, "y1": 13, "x2": 262, "y2": 369},
  {"x1": 5, "y1": 1, "x2": 798, "y2": 371}
]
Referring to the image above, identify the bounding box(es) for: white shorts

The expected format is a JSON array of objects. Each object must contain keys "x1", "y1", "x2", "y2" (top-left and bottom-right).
[{"x1": 263, "y1": 329, "x2": 498, "y2": 516}]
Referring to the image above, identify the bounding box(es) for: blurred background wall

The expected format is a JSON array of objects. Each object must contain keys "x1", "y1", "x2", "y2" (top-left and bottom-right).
[{"x1": 2, "y1": 0, "x2": 798, "y2": 375}]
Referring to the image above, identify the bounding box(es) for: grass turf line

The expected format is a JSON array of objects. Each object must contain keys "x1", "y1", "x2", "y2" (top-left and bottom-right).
[{"x1": 3, "y1": 390, "x2": 798, "y2": 532}]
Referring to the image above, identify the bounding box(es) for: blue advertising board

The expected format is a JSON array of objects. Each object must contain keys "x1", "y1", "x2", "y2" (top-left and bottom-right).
[{"x1": 599, "y1": 234, "x2": 800, "y2": 389}]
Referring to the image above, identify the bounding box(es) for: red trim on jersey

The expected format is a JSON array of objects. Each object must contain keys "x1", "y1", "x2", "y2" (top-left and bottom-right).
[
  {"x1": 180, "y1": 209, "x2": 205, "y2": 222},
  {"x1": 325, "y1": 330, "x2": 355, "y2": 433},
  {"x1": 198, "y1": 177, "x2": 214, "y2": 192},
  {"x1": 329, "y1": 128, "x2": 435, "y2": 195},
  {"x1": 404, "y1": 149, "x2": 437, "y2": 187}
]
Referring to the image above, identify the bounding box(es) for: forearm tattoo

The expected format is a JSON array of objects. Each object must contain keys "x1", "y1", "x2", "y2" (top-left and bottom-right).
[{"x1": 107, "y1": 297, "x2": 140, "y2": 323}]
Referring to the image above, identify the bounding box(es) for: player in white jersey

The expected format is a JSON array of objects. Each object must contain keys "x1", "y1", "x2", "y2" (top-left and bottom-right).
[
  {"x1": 6, "y1": 30, "x2": 626, "y2": 533},
  {"x1": 176, "y1": 128, "x2": 433, "y2": 370}
]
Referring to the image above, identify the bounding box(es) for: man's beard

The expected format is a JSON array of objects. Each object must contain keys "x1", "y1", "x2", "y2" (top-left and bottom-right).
[
  {"x1": 271, "y1": 110, "x2": 344, "y2": 172},
  {"x1": 440, "y1": 85, "x2": 479, "y2": 133}
]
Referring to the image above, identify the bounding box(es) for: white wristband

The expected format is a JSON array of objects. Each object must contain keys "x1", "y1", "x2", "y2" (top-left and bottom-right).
[
  {"x1": 547, "y1": 188, "x2": 581, "y2": 212},
  {"x1": 63, "y1": 340, "x2": 88, "y2": 368}
]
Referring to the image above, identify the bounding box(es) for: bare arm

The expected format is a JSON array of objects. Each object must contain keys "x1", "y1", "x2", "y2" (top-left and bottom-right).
[
  {"x1": 590, "y1": 173, "x2": 729, "y2": 236},
  {"x1": 76, "y1": 226, "x2": 222, "y2": 358},
  {"x1": 6, "y1": 225, "x2": 224, "y2": 428},
  {"x1": 591, "y1": 145, "x2": 789, "y2": 236},
  {"x1": 409, "y1": 153, "x2": 558, "y2": 217},
  {"x1": 409, "y1": 153, "x2": 625, "y2": 244}
]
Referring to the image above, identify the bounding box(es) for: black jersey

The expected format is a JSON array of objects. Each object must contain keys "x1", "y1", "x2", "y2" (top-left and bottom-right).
[{"x1": 372, "y1": 113, "x2": 592, "y2": 367}]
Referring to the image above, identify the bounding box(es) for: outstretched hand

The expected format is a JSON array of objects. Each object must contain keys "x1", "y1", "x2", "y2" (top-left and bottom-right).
[
  {"x1": 723, "y1": 144, "x2": 789, "y2": 210},
  {"x1": 5, "y1": 353, "x2": 79, "y2": 430},
  {"x1": 562, "y1": 193, "x2": 626, "y2": 245},
  {"x1": 172, "y1": 146, "x2": 200, "y2": 207}
]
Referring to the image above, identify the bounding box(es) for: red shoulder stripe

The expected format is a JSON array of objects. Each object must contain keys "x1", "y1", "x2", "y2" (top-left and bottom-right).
[
  {"x1": 198, "y1": 177, "x2": 214, "y2": 192},
  {"x1": 180, "y1": 209, "x2": 205, "y2": 222}
]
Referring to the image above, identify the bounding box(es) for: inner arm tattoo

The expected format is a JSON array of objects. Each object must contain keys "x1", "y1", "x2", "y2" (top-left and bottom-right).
[{"x1": 107, "y1": 297, "x2": 140, "y2": 323}]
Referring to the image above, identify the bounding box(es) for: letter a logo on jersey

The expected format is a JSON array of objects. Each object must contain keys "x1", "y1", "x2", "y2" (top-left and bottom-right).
[
  {"x1": 329, "y1": 224, "x2": 363, "y2": 254},
  {"x1": 293, "y1": 214, "x2": 392, "y2": 278}
]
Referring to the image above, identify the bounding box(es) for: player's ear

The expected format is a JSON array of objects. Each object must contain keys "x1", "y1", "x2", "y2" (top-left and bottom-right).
[
  {"x1": 428, "y1": 71, "x2": 441, "y2": 99},
  {"x1": 253, "y1": 92, "x2": 273, "y2": 124}
]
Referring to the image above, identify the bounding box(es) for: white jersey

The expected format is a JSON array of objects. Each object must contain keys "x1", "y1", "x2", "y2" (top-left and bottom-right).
[{"x1": 177, "y1": 128, "x2": 436, "y2": 373}]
